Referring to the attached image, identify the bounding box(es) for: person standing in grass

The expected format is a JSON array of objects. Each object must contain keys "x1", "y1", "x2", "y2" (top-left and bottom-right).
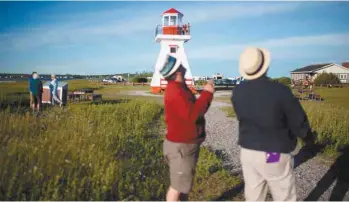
[
  {"x1": 49, "y1": 74, "x2": 63, "y2": 107},
  {"x1": 29, "y1": 72, "x2": 41, "y2": 113},
  {"x1": 159, "y1": 54, "x2": 214, "y2": 201},
  {"x1": 231, "y1": 47, "x2": 316, "y2": 201}
]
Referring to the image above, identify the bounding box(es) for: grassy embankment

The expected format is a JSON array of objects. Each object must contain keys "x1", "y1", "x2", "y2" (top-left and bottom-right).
[{"x1": 0, "y1": 80, "x2": 241, "y2": 200}]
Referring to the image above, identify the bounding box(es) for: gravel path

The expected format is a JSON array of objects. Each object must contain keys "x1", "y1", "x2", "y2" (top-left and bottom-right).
[{"x1": 204, "y1": 100, "x2": 349, "y2": 201}]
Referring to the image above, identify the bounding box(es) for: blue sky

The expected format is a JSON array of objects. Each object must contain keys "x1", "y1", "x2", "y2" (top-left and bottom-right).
[{"x1": 1, "y1": 1, "x2": 349, "y2": 78}]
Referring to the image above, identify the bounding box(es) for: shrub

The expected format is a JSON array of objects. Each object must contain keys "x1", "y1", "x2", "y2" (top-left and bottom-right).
[
  {"x1": 272, "y1": 77, "x2": 291, "y2": 86},
  {"x1": 132, "y1": 77, "x2": 148, "y2": 83},
  {"x1": 314, "y1": 72, "x2": 340, "y2": 86}
]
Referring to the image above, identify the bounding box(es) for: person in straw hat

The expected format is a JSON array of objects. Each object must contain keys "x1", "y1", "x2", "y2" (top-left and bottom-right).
[
  {"x1": 159, "y1": 54, "x2": 214, "y2": 201},
  {"x1": 231, "y1": 47, "x2": 316, "y2": 201}
]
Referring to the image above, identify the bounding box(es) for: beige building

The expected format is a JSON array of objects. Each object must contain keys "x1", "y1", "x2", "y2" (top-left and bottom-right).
[{"x1": 291, "y1": 63, "x2": 349, "y2": 83}]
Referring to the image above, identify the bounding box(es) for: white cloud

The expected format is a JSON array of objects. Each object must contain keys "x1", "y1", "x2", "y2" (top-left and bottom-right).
[
  {"x1": 0, "y1": 2, "x2": 301, "y2": 51},
  {"x1": 0, "y1": 15, "x2": 159, "y2": 51},
  {"x1": 257, "y1": 33, "x2": 349, "y2": 47},
  {"x1": 189, "y1": 32, "x2": 349, "y2": 60},
  {"x1": 182, "y1": 2, "x2": 300, "y2": 24},
  {"x1": 29, "y1": 52, "x2": 157, "y2": 75}
]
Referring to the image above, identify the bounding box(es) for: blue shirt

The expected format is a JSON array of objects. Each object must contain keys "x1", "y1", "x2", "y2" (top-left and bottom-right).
[
  {"x1": 49, "y1": 79, "x2": 59, "y2": 95},
  {"x1": 29, "y1": 78, "x2": 40, "y2": 95}
]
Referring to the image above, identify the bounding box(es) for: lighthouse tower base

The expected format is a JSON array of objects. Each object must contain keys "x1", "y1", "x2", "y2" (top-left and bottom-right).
[
  {"x1": 150, "y1": 79, "x2": 197, "y2": 95},
  {"x1": 150, "y1": 87, "x2": 197, "y2": 95},
  {"x1": 150, "y1": 39, "x2": 196, "y2": 94}
]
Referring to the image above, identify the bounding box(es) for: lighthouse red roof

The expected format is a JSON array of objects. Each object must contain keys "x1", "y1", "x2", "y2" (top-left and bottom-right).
[{"x1": 163, "y1": 8, "x2": 183, "y2": 15}]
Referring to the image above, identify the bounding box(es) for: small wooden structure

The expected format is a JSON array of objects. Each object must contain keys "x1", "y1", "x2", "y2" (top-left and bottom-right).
[
  {"x1": 293, "y1": 85, "x2": 323, "y2": 102},
  {"x1": 68, "y1": 88, "x2": 102, "y2": 102},
  {"x1": 42, "y1": 81, "x2": 68, "y2": 105}
]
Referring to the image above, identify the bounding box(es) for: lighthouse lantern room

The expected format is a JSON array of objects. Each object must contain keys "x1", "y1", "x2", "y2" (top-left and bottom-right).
[{"x1": 151, "y1": 8, "x2": 195, "y2": 94}]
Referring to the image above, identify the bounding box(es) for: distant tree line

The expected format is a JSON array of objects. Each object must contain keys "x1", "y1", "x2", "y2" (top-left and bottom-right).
[{"x1": 271, "y1": 73, "x2": 341, "y2": 87}]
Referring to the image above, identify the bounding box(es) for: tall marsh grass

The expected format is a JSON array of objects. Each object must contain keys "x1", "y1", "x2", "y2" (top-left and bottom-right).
[
  {"x1": 301, "y1": 102, "x2": 349, "y2": 150},
  {"x1": 0, "y1": 100, "x2": 241, "y2": 200},
  {"x1": 0, "y1": 101, "x2": 166, "y2": 200}
]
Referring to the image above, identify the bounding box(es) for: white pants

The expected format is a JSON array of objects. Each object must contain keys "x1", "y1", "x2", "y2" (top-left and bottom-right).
[{"x1": 240, "y1": 147, "x2": 296, "y2": 201}]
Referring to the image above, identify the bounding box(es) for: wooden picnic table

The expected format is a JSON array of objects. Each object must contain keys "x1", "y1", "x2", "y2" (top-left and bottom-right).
[{"x1": 68, "y1": 88, "x2": 102, "y2": 102}]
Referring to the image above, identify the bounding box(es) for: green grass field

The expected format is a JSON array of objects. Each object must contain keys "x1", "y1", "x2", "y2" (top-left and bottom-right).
[
  {"x1": 0, "y1": 80, "x2": 241, "y2": 200},
  {"x1": 0, "y1": 80, "x2": 156, "y2": 107},
  {"x1": 312, "y1": 87, "x2": 349, "y2": 109}
]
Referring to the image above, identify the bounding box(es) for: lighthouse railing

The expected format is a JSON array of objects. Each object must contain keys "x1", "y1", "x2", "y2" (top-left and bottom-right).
[
  {"x1": 155, "y1": 24, "x2": 191, "y2": 36},
  {"x1": 155, "y1": 25, "x2": 162, "y2": 37}
]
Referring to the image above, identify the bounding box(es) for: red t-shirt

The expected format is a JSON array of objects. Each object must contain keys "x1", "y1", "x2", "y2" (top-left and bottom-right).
[{"x1": 164, "y1": 81, "x2": 213, "y2": 144}]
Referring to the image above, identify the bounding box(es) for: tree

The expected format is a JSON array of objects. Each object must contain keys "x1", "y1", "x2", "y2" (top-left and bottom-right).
[
  {"x1": 132, "y1": 77, "x2": 148, "y2": 83},
  {"x1": 314, "y1": 72, "x2": 340, "y2": 86},
  {"x1": 272, "y1": 77, "x2": 291, "y2": 86},
  {"x1": 135, "y1": 71, "x2": 153, "y2": 78}
]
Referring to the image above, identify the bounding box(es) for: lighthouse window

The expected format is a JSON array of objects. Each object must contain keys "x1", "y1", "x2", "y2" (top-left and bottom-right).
[
  {"x1": 163, "y1": 16, "x2": 169, "y2": 26},
  {"x1": 170, "y1": 16, "x2": 177, "y2": 26},
  {"x1": 170, "y1": 47, "x2": 177, "y2": 53}
]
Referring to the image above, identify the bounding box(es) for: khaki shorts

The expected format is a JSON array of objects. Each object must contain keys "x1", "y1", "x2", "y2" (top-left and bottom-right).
[
  {"x1": 163, "y1": 139, "x2": 200, "y2": 194},
  {"x1": 30, "y1": 93, "x2": 40, "y2": 105}
]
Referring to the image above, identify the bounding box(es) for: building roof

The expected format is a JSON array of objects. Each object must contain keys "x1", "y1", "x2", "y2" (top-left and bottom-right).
[
  {"x1": 163, "y1": 8, "x2": 183, "y2": 15},
  {"x1": 291, "y1": 63, "x2": 332, "y2": 73}
]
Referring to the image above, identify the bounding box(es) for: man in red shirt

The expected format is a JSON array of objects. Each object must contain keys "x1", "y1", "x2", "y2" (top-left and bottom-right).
[{"x1": 159, "y1": 54, "x2": 214, "y2": 201}]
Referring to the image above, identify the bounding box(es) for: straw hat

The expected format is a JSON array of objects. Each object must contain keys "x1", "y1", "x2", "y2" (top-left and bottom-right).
[
  {"x1": 159, "y1": 54, "x2": 181, "y2": 78},
  {"x1": 239, "y1": 47, "x2": 271, "y2": 80}
]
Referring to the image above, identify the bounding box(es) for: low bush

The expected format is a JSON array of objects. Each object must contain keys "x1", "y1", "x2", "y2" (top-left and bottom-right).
[
  {"x1": 272, "y1": 77, "x2": 291, "y2": 86},
  {"x1": 132, "y1": 77, "x2": 148, "y2": 83},
  {"x1": 314, "y1": 72, "x2": 340, "y2": 86}
]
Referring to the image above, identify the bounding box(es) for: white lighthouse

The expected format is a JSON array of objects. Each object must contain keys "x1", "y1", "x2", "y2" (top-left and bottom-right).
[{"x1": 150, "y1": 8, "x2": 196, "y2": 94}]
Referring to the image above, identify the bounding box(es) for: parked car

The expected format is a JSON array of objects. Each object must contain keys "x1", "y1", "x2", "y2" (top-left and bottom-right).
[
  {"x1": 214, "y1": 79, "x2": 236, "y2": 86},
  {"x1": 214, "y1": 79, "x2": 223, "y2": 85},
  {"x1": 103, "y1": 78, "x2": 119, "y2": 83},
  {"x1": 222, "y1": 79, "x2": 236, "y2": 85}
]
